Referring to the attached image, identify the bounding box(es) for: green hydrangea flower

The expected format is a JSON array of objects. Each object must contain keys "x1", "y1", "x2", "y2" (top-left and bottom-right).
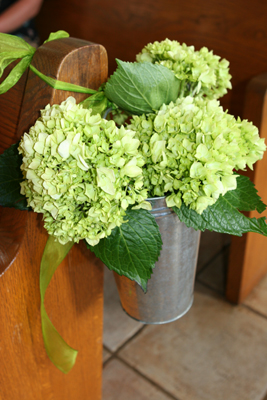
[
  {"x1": 127, "y1": 96, "x2": 266, "y2": 214},
  {"x1": 19, "y1": 97, "x2": 149, "y2": 245},
  {"x1": 136, "y1": 39, "x2": 232, "y2": 100}
]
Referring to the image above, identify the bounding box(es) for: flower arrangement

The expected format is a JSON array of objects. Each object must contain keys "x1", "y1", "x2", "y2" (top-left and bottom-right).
[{"x1": 0, "y1": 31, "x2": 266, "y2": 373}]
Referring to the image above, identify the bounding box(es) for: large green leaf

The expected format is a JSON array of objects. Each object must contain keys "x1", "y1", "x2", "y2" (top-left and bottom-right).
[
  {"x1": 172, "y1": 175, "x2": 267, "y2": 236},
  {"x1": 224, "y1": 174, "x2": 266, "y2": 213},
  {"x1": 0, "y1": 143, "x2": 29, "y2": 210},
  {"x1": 87, "y1": 209, "x2": 162, "y2": 291},
  {"x1": 104, "y1": 59, "x2": 180, "y2": 115}
]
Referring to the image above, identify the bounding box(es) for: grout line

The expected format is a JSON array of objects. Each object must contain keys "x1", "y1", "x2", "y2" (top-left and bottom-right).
[
  {"x1": 115, "y1": 355, "x2": 181, "y2": 400},
  {"x1": 195, "y1": 279, "x2": 226, "y2": 297},
  {"x1": 113, "y1": 324, "x2": 147, "y2": 353},
  {"x1": 197, "y1": 280, "x2": 267, "y2": 323},
  {"x1": 242, "y1": 303, "x2": 267, "y2": 321},
  {"x1": 103, "y1": 352, "x2": 116, "y2": 367},
  {"x1": 196, "y1": 279, "x2": 225, "y2": 296},
  {"x1": 196, "y1": 244, "x2": 231, "y2": 296},
  {"x1": 257, "y1": 379, "x2": 267, "y2": 400},
  {"x1": 196, "y1": 242, "x2": 267, "y2": 324},
  {"x1": 196, "y1": 242, "x2": 230, "y2": 278},
  {"x1": 103, "y1": 324, "x2": 147, "y2": 366},
  {"x1": 198, "y1": 277, "x2": 267, "y2": 324},
  {"x1": 103, "y1": 344, "x2": 111, "y2": 352}
]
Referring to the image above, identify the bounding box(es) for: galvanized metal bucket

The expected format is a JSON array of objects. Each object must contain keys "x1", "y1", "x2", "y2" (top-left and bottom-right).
[{"x1": 114, "y1": 197, "x2": 201, "y2": 324}]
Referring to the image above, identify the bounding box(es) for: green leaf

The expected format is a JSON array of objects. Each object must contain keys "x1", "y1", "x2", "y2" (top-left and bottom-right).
[
  {"x1": 0, "y1": 54, "x2": 33, "y2": 94},
  {"x1": 104, "y1": 59, "x2": 180, "y2": 115},
  {"x1": 87, "y1": 209, "x2": 162, "y2": 291},
  {"x1": 0, "y1": 142, "x2": 29, "y2": 210},
  {"x1": 226, "y1": 174, "x2": 266, "y2": 213},
  {"x1": 29, "y1": 64, "x2": 97, "y2": 95},
  {"x1": 43, "y1": 30, "x2": 70, "y2": 44},
  {"x1": 80, "y1": 91, "x2": 108, "y2": 115},
  {"x1": 172, "y1": 175, "x2": 267, "y2": 236}
]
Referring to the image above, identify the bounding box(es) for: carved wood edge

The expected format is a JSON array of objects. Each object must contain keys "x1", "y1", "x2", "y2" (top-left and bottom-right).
[
  {"x1": 0, "y1": 64, "x2": 28, "y2": 154},
  {"x1": 0, "y1": 37, "x2": 108, "y2": 277},
  {"x1": 17, "y1": 37, "x2": 107, "y2": 138},
  {"x1": 226, "y1": 73, "x2": 267, "y2": 303},
  {"x1": 0, "y1": 208, "x2": 28, "y2": 275}
]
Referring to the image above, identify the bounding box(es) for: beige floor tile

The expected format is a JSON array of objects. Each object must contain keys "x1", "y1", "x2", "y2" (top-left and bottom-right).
[
  {"x1": 244, "y1": 274, "x2": 267, "y2": 318},
  {"x1": 102, "y1": 358, "x2": 173, "y2": 400},
  {"x1": 118, "y1": 284, "x2": 267, "y2": 400},
  {"x1": 103, "y1": 268, "x2": 143, "y2": 352},
  {"x1": 197, "y1": 246, "x2": 229, "y2": 294},
  {"x1": 103, "y1": 348, "x2": 112, "y2": 363},
  {"x1": 197, "y1": 231, "x2": 230, "y2": 272}
]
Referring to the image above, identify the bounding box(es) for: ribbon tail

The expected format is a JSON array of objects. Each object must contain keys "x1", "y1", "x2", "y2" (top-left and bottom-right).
[
  {"x1": 41, "y1": 305, "x2": 78, "y2": 374},
  {"x1": 29, "y1": 64, "x2": 97, "y2": 95},
  {"x1": 40, "y1": 235, "x2": 76, "y2": 373}
]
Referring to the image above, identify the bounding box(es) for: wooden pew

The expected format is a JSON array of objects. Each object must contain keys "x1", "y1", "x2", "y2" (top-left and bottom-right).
[
  {"x1": 0, "y1": 37, "x2": 107, "y2": 400},
  {"x1": 35, "y1": 0, "x2": 267, "y2": 303},
  {"x1": 226, "y1": 75, "x2": 267, "y2": 303}
]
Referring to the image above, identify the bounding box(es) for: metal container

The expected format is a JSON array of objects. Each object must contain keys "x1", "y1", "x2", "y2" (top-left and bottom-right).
[{"x1": 114, "y1": 197, "x2": 201, "y2": 324}]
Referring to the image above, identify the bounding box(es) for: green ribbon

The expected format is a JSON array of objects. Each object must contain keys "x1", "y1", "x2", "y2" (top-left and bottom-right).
[
  {"x1": 0, "y1": 30, "x2": 99, "y2": 372},
  {"x1": 0, "y1": 55, "x2": 33, "y2": 94},
  {"x1": 0, "y1": 30, "x2": 97, "y2": 96},
  {"x1": 29, "y1": 64, "x2": 97, "y2": 95},
  {"x1": 40, "y1": 235, "x2": 77, "y2": 374},
  {"x1": 0, "y1": 32, "x2": 36, "y2": 94},
  {"x1": 43, "y1": 30, "x2": 70, "y2": 44}
]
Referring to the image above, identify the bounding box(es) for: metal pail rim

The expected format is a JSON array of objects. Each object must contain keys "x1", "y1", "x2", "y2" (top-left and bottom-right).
[{"x1": 146, "y1": 196, "x2": 174, "y2": 216}]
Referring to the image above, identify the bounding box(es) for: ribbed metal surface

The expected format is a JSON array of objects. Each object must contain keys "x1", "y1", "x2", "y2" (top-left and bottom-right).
[{"x1": 114, "y1": 197, "x2": 201, "y2": 324}]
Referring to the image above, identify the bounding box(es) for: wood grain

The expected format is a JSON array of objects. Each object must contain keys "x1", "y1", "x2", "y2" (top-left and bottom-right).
[
  {"x1": 0, "y1": 208, "x2": 27, "y2": 276},
  {"x1": 0, "y1": 64, "x2": 28, "y2": 153},
  {"x1": 36, "y1": 0, "x2": 267, "y2": 119},
  {"x1": 226, "y1": 74, "x2": 267, "y2": 303},
  {"x1": 18, "y1": 37, "x2": 107, "y2": 138},
  {"x1": 35, "y1": 1, "x2": 267, "y2": 301},
  {"x1": 0, "y1": 38, "x2": 108, "y2": 399}
]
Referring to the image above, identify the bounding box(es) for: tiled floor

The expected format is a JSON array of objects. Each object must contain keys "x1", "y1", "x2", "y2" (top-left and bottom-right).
[{"x1": 102, "y1": 231, "x2": 267, "y2": 400}]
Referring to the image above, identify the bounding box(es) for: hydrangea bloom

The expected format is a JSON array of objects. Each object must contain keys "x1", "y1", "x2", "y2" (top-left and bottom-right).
[
  {"x1": 127, "y1": 96, "x2": 266, "y2": 214},
  {"x1": 19, "y1": 97, "x2": 148, "y2": 245},
  {"x1": 136, "y1": 39, "x2": 232, "y2": 100}
]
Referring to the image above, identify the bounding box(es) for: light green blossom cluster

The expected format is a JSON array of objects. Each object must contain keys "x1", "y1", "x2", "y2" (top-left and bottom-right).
[
  {"x1": 136, "y1": 39, "x2": 232, "y2": 100},
  {"x1": 19, "y1": 97, "x2": 148, "y2": 245},
  {"x1": 127, "y1": 96, "x2": 266, "y2": 214}
]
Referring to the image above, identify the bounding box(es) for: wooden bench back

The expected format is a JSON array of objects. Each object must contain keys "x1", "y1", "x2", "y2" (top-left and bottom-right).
[
  {"x1": 0, "y1": 38, "x2": 107, "y2": 400},
  {"x1": 36, "y1": 0, "x2": 267, "y2": 121},
  {"x1": 227, "y1": 75, "x2": 267, "y2": 303},
  {"x1": 35, "y1": 4, "x2": 267, "y2": 303}
]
